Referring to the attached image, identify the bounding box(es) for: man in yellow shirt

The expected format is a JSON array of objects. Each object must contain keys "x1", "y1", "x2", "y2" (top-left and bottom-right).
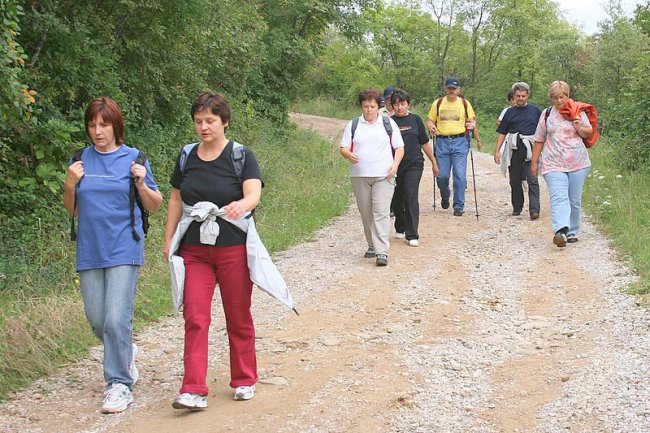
[{"x1": 427, "y1": 77, "x2": 482, "y2": 216}]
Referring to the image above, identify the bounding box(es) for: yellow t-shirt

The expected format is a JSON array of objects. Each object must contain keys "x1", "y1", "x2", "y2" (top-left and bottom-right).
[{"x1": 427, "y1": 97, "x2": 476, "y2": 136}]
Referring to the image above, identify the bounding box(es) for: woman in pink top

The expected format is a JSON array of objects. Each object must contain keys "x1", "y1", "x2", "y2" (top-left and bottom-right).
[{"x1": 531, "y1": 81, "x2": 593, "y2": 247}]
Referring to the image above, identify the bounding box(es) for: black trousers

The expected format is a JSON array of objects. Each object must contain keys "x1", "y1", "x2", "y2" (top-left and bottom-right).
[
  {"x1": 509, "y1": 144, "x2": 540, "y2": 214},
  {"x1": 392, "y1": 164, "x2": 424, "y2": 240}
]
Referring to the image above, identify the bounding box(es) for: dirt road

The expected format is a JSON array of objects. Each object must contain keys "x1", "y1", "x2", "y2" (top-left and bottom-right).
[{"x1": 1, "y1": 113, "x2": 648, "y2": 433}]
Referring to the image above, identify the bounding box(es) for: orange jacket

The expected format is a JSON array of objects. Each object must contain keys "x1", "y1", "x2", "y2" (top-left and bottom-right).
[{"x1": 558, "y1": 98, "x2": 600, "y2": 148}]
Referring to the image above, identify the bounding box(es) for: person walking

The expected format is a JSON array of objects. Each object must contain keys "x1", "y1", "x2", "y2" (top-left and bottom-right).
[
  {"x1": 390, "y1": 89, "x2": 438, "y2": 246},
  {"x1": 163, "y1": 91, "x2": 263, "y2": 410},
  {"x1": 531, "y1": 81, "x2": 593, "y2": 247},
  {"x1": 494, "y1": 82, "x2": 542, "y2": 219},
  {"x1": 379, "y1": 87, "x2": 396, "y2": 117},
  {"x1": 496, "y1": 90, "x2": 515, "y2": 127},
  {"x1": 426, "y1": 77, "x2": 481, "y2": 216},
  {"x1": 63, "y1": 97, "x2": 163, "y2": 413},
  {"x1": 340, "y1": 89, "x2": 404, "y2": 266}
]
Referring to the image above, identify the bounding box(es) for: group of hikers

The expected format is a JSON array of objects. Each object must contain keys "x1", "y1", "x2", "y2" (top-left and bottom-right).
[
  {"x1": 64, "y1": 78, "x2": 595, "y2": 414},
  {"x1": 340, "y1": 78, "x2": 594, "y2": 267}
]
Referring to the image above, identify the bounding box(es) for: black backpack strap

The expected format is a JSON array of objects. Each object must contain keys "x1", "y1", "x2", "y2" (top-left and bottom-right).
[
  {"x1": 231, "y1": 142, "x2": 246, "y2": 182},
  {"x1": 350, "y1": 117, "x2": 360, "y2": 153},
  {"x1": 382, "y1": 116, "x2": 393, "y2": 146},
  {"x1": 70, "y1": 147, "x2": 87, "y2": 241},
  {"x1": 544, "y1": 106, "x2": 553, "y2": 125},
  {"x1": 130, "y1": 149, "x2": 148, "y2": 241}
]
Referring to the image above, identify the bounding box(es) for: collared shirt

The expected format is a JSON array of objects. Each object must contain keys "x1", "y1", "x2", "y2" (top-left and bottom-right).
[{"x1": 340, "y1": 115, "x2": 404, "y2": 177}]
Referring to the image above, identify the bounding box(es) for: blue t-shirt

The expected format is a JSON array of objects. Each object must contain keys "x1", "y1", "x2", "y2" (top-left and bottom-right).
[{"x1": 73, "y1": 145, "x2": 159, "y2": 271}]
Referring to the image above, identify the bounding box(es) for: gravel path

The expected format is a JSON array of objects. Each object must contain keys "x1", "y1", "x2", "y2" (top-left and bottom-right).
[{"x1": 1, "y1": 113, "x2": 648, "y2": 433}]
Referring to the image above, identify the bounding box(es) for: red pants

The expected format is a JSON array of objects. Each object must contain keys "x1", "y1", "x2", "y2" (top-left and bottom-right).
[{"x1": 179, "y1": 243, "x2": 257, "y2": 394}]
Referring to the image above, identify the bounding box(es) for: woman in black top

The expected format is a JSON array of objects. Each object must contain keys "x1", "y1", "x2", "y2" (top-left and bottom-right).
[
  {"x1": 163, "y1": 92, "x2": 263, "y2": 410},
  {"x1": 390, "y1": 89, "x2": 439, "y2": 246}
]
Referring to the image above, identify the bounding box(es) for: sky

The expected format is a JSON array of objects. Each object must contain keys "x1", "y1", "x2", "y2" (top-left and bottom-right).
[{"x1": 555, "y1": 0, "x2": 643, "y2": 34}]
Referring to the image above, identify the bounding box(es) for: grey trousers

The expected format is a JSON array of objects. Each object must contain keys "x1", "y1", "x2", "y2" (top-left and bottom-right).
[{"x1": 350, "y1": 176, "x2": 395, "y2": 255}]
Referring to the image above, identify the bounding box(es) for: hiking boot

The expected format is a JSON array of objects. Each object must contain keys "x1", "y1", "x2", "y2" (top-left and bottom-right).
[
  {"x1": 407, "y1": 239, "x2": 419, "y2": 247},
  {"x1": 441, "y1": 197, "x2": 450, "y2": 209},
  {"x1": 376, "y1": 254, "x2": 388, "y2": 266},
  {"x1": 364, "y1": 246, "x2": 376, "y2": 258},
  {"x1": 172, "y1": 393, "x2": 207, "y2": 410},
  {"x1": 395, "y1": 232, "x2": 405, "y2": 239},
  {"x1": 530, "y1": 212, "x2": 540, "y2": 220},
  {"x1": 553, "y1": 231, "x2": 567, "y2": 247},
  {"x1": 234, "y1": 385, "x2": 256, "y2": 401},
  {"x1": 567, "y1": 235, "x2": 579, "y2": 243},
  {"x1": 102, "y1": 383, "x2": 133, "y2": 414},
  {"x1": 130, "y1": 343, "x2": 139, "y2": 386},
  {"x1": 453, "y1": 209, "x2": 464, "y2": 217}
]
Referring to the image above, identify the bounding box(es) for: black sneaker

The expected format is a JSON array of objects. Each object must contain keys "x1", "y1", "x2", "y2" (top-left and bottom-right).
[
  {"x1": 453, "y1": 209, "x2": 464, "y2": 216},
  {"x1": 376, "y1": 254, "x2": 388, "y2": 266},
  {"x1": 441, "y1": 197, "x2": 450, "y2": 209},
  {"x1": 364, "y1": 247, "x2": 376, "y2": 258},
  {"x1": 553, "y1": 231, "x2": 567, "y2": 247},
  {"x1": 513, "y1": 210, "x2": 521, "y2": 216},
  {"x1": 567, "y1": 235, "x2": 579, "y2": 243}
]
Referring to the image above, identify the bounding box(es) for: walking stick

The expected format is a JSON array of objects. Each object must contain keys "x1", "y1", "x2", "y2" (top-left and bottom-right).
[
  {"x1": 466, "y1": 131, "x2": 479, "y2": 221},
  {"x1": 431, "y1": 134, "x2": 437, "y2": 211}
]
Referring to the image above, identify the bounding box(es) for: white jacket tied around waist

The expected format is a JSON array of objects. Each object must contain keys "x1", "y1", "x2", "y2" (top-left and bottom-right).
[
  {"x1": 168, "y1": 201, "x2": 294, "y2": 314},
  {"x1": 499, "y1": 133, "x2": 536, "y2": 176}
]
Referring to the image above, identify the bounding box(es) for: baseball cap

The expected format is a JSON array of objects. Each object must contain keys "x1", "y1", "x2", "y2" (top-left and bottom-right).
[
  {"x1": 445, "y1": 77, "x2": 460, "y2": 88},
  {"x1": 383, "y1": 87, "x2": 395, "y2": 98}
]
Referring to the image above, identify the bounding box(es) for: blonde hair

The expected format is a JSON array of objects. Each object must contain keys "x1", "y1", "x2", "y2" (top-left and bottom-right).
[{"x1": 548, "y1": 80, "x2": 570, "y2": 98}]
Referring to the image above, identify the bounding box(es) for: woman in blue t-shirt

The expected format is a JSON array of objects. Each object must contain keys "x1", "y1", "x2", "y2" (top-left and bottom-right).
[
  {"x1": 63, "y1": 97, "x2": 163, "y2": 413},
  {"x1": 163, "y1": 92, "x2": 263, "y2": 410}
]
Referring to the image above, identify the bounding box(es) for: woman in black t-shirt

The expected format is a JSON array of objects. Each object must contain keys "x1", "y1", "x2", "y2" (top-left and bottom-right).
[
  {"x1": 163, "y1": 92, "x2": 263, "y2": 410},
  {"x1": 390, "y1": 89, "x2": 439, "y2": 246}
]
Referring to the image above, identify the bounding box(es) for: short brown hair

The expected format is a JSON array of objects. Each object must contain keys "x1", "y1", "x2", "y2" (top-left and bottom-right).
[
  {"x1": 191, "y1": 91, "x2": 232, "y2": 130},
  {"x1": 358, "y1": 89, "x2": 382, "y2": 107},
  {"x1": 85, "y1": 97, "x2": 125, "y2": 144}
]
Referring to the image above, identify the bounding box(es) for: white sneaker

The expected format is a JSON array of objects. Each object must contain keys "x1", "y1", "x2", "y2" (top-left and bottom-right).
[
  {"x1": 102, "y1": 383, "x2": 133, "y2": 414},
  {"x1": 129, "y1": 343, "x2": 139, "y2": 386},
  {"x1": 395, "y1": 232, "x2": 405, "y2": 239},
  {"x1": 172, "y1": 393, "x2": 207, "y2": 410},
  {"x1": 233, "y1": 385, "x2": 255, "y2": 401},
  {"x1": 407, "y1": 239, "x2": 419, "y2": 247}
]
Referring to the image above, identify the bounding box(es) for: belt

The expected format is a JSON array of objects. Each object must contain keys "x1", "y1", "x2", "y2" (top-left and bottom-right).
[{"x1": 437, "y1": 133, "x2": 465, "y2": 139}]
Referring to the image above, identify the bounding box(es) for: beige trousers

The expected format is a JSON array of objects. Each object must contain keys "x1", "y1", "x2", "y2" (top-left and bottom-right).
[{"x1": 350, "y1": 176, "x2": 395, "y2": 256}]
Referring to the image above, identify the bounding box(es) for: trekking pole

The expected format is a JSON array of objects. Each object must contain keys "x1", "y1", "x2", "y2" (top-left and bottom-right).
[
  {"x1": 466, "y1": 131, "x2": 479, "y2": 221},
  {"x1": 431, "y1": 134, "x2": 437, "y2": 211}
]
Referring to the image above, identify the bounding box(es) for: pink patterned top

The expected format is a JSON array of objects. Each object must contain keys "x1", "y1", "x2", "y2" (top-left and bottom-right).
[{"x1": 533, "y1": 107, "x2": 591, "y2": 175}]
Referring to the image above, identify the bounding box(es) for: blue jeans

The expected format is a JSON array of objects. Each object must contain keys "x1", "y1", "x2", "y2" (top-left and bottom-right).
[
  {"x1": 435, "y1": 136, "x2": 470, "y2": 210},
  {"x1": 79, "y1": 265, "x2": 139, "y2": 389},
  {"x1": 543, "y1": 167, "x2": 591, "y2": 236}
]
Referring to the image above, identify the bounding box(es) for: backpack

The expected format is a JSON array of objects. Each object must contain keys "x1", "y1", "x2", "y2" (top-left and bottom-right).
[
  {"x1": 70, "y1": 147, "x2": 149, "y2": 241},
  {"x1": 544, "y1": 104, "x2": 600, "y2": 148},
  {"x1": 349, "y1": 116, "x2": 393, "y2": 153},
  {"x1": 179, "y1": 141, "x2": 246, "y2": 180}
]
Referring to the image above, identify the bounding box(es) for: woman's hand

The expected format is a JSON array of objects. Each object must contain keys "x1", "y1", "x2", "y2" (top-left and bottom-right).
[
  {"x1": 530, "y1": 161, "x2": 538, "y2": 177},
  {"x1": 432, "y1": 163, "x2": 439, "y2": 177},
  {"x1": 348, "y1": 152, "x2": 359, "y2": 164},
  {"x1": 66, "y1": 161, "x2": 84, "y2": 187},
  {"x1": 494, "y1": 153, "x2": 501, "y2": 165},
  {"x1": 131, "y1": 161, "x2": 147, "y2": 185},
  {"x1": 223, "y1": 200, "x2": 247, "y2": 220}
]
